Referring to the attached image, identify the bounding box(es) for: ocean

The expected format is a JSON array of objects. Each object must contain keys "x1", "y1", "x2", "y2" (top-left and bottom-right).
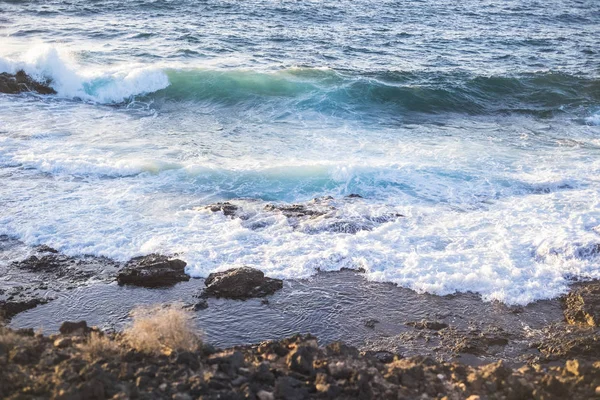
[{"x1": 0, "y1": 0, "x2": 599, "y2": 305}]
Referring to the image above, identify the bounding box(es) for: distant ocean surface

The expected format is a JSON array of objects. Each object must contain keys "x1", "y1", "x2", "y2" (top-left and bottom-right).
[{"x1": 0, "y1": 0, "x2": 599, "y2": 304}]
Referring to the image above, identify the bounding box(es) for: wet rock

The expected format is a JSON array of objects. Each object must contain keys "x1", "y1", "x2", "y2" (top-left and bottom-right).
[
  {"x1": 203, "y1": 267, "x2": 283, "y2": 299},
  {"x1": 264, "y1": 204, "x2": 329, "y2": 219},
  {"x1": 274, "y1": 376, "x2": 309, "y2": 400},
  {"x1": 37, "y1": 245, "x2": 59, "y2": 254},
  {"x1": 406, "y1": 320, "x2": 448, "y2": 331},
  {"x1": 364, "y1": 350, "x2": 396, "y2": 363},
  {"x1": 286, "y1": 345, "x2": 316, "y2": 376},
  {"x1": 0, "y1": 298, "x2": 47, "y2": 321},
  {"x1": 11, "y1": 253, "x2": 98, "y2": 282},
  {"x1": 117, "y1": 254, "x2": 189, "y2": 287},
  {"x1": 439, "y1": 327, "x2": 510, "y2": 355},
  {"x1": 59, "y1": 320, "x2": 89, "y2": 335},
  {"x1": 534, "y1": 324, "x2": 600, "y2": 360},
  {"x1": 346, "y1": 193, "x2": 363, "y2": 198},
  {"x1": 15, "y1": 254, "x2": 70, "y2": 274},
  {"x1": 364, "y1": 319, "x2": 379, "y2": 329},
  {"x1": 184, "y1": 299, "x2": 209, "y2": 311},
  {"x1": 564, "y1": 280, "x2": 600, "y2": 327},
  {"x1": 206, "y1": 202, "x2": 239, "y2": 217},
  {"x1": 0, "y1": 70, "x2": 56, "y2": 95}
]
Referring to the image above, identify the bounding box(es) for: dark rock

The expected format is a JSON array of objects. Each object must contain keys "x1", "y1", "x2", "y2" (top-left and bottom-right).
[
  {"x1": 117, "y1": 254, "x2": 189, "y2": 287},
  {"x1": 534, "y1": 324, "x2": 600, "y2": 360},
  {"x1": 0, "y1": 70, "x2": 56, "y2": 95},
  {"x1": 37, "y1": 245, "x2": 59, "y2": 254},
  {"x1": 406, "y1": 320, "x2": 448, "y2": 331},
  {"x1": 253, "y1": 362, "x2": 275, "y2": 385},
  {"x1": 60, "y1": 321, "x2": 89, "y2": 335},
  {"x1": 564, "y1": 280, "x2": 600, "y2": 327},
  {"x1": 346, "y1": 193, "x2": 363, "y2": 198},
  {"x1": 15, "y1": 254, "x2": 67, "y2": 273},
  {"x1": 286, "y1": 346, "x2": 316, "y2": 376},
  {"x1": 0, "y1": 298, "x2": 47, "y2": 321},
  {"x1": 364, "y1": 350, "x2": 396, "y2": 363},
  {"x1": 176, "y1": 351, "x2": 200, "y2": 370},
  {"x1": 274, "y1": 376, "x2": 309, "y2": 400},
  {"x1": 203, "y1": 267, "x2": 283, "y2": 299},
  {"x1": 264, "y1": 204, "x2": 328, "y2": 219},
  {"x1": 206, "y1": 202, "x2": 239, "y2": 217},
  {"x1": 184, "y1": 299, "x2": 209, "y2": 311},
  {"x1": 364, "y1": 318, "x2": 379, "y2": 329}
]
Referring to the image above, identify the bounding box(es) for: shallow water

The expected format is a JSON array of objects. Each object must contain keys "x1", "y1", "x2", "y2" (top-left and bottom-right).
[
  {"x1": 9, "y1": 270, "x2": 563, "y2": 365},
  {"x1": 1, "y1": 0, "x2": 600, "y2": 304}
]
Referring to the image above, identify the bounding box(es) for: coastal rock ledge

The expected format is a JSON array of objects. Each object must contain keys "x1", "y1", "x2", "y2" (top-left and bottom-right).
[
  {"x1": 117, "y1": 254, "x2": 189, "y2": 288},
  {"x1": 203, "y1": 267, "x2": 283, "y2": 299},
  {"x1": 0, "y1": 70, "x2": 56, "y2": 95},
  {"x1": 564, "y1": 280, "x2": 600, "y2": 327}
]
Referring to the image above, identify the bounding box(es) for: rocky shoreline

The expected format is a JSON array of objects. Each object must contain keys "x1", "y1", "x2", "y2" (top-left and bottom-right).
[
  {"x1": 1, "y1": 316, "x2": 599, "y2": 399},
  {"x1": 1, "y1": 232, "x2": 600, "y2": 398}
]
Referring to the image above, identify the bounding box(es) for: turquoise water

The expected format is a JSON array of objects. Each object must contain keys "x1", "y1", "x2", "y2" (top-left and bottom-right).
[{"x1": 0, "y1": 0, "x2": 599, "y2": 304}]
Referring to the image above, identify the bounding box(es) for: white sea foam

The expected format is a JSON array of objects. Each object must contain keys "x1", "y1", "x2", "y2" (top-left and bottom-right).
[
  {"x1": 2, "y1": 107, "x2": 600, "y2": 305},
  {"x1": 586, "y1": 112, "x2": 600, "y2": 126},
  {"x1": 0, "y1": 45, "x2": 170, "y2": 103},
  {"x1": 1, "y1": 49, "x2": 600, "y2": 305}
]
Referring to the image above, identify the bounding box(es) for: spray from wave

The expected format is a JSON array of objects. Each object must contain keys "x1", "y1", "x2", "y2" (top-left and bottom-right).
[{"x1": 0, "y1": 45, "x2": 169, "y2": 103}]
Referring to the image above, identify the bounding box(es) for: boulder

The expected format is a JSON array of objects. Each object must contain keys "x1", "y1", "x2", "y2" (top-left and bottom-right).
[
  {"x1": 0, "y1": 70, "x2": 56, "y2": 95},
  {"x1": 203, "y1": 267, "x2": 283, "y2": 299},
  {"x1": 564, "y1": 281, "x2": 600, "y2": 327},
  {"x1": 117, "y1": 254, "x2": 189, "y2": 287},
  {"x1": 59, "y1": 321, "x2": 89, "y2": 335}
]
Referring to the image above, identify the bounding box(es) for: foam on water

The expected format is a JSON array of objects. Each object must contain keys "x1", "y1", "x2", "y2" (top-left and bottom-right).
[
  {"x1": 1, "y1": 93, "x2": 600, "y2": 304},
  {"x1": 1, "y1": 0, "x2": 600, "y2": 306},
  {"x1": 587, "y1": 112, "x2": 600, "y2": 126}
]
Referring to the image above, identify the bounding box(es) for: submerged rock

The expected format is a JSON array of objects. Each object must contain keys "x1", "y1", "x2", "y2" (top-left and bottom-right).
[
  {"x1": 264, "y1": 204, "x2": 330, "y2": 219},
  {"x1": 533, "y1": 323, "x2": 600, "y2": 361},
  {"x1": 117, "y1": 254, "x2": 189, "y2": 287},
  {"x1": 406, "y1": 320, "x2": 448, "y2": 331},
  {"x1": 0, "y1": 70, "x2": 56, "y2": 95},
  {"x1": 564, "y1": 280, "x2": 600, "y2": 327},
  {"x1": 0, "y1": 298, "x2": 48, "y2": 321},
  {"x1": 205, "y1": 202, "x2": 239, "y2": 217},
  {"x1": 203, "y1": 267, "x2": 283, "y2": 299}
]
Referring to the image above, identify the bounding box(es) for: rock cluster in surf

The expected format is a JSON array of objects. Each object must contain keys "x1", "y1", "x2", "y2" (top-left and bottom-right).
[
  {"x1": 0, "y1": 71, "x2": 56, "y2": 95},
  {"x1": 203, "y1": 196, "x2": 405, "y2": 235}
]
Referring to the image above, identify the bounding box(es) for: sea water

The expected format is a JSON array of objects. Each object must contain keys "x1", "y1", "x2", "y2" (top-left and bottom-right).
[{"x1": 0, "y1": 0, "x2": 599, "y2": 304}]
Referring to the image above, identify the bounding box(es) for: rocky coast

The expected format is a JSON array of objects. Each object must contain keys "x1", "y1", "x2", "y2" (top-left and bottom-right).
[{"x1": 1, "y1": 231, "x2": 600, "y2": 399}]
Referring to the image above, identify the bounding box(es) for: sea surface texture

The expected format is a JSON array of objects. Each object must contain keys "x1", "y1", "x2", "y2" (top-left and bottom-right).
[{"x1": 0, "y1": 0, "x2": 599, "y2": 304}]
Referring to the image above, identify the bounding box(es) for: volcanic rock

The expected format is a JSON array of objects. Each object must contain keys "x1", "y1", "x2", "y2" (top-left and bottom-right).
[
  {"x1": 0, "y1": 298, "x2": 47, "y2": 321},
  {"x1": 564, "y1": 280, "x2": 600, "y2": 327},
  {"x1": 0, "y1": 70, "x2": 56, "y2": 95},
  {"x1": 117, "y1": 254, "x2": 189, "y2": 287},
  {"x1": 203, "y1": 267, "x2": 283, "y2": 299}
]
